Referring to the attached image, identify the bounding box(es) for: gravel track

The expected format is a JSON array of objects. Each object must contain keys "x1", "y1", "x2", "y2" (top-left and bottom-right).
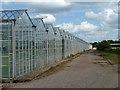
[{"x1": 10, "y1": 50, "x2": 119, "y2": 88}]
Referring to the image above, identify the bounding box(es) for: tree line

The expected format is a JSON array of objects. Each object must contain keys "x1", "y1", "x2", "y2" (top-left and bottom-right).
[{"x1": 90, "y1": 40, "x2": 120, "y2": 51}]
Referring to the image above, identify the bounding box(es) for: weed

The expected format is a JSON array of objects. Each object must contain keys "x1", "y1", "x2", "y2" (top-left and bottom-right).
[
  {"x1": 45, "y1": 70, "x2": 49, "y2": 73},
  {"x1": 49, "y1": 66, "x2": 56, "y2": 70},
  {"x1": 2, "y1": 80, "x2": 5, "y2": 83},
  {"x1": 70, "y1": 54, "x2": 74, "y2": 57},
  {"x1": 12, "y1": 78, "x2": 19, "y2": 83}
]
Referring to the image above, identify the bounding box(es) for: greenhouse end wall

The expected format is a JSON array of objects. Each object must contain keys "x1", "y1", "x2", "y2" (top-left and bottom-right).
[
  {"x1": 1, "y1": 21, "x2": 13, "y2": 78},
  {"x1": 0, "y1": 10, "x2": 91, "y2": 79}
]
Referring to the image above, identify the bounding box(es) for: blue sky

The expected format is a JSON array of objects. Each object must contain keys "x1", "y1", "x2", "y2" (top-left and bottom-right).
[{"x1": 1, "y1": 0, "x2": 119, "y2": 42}]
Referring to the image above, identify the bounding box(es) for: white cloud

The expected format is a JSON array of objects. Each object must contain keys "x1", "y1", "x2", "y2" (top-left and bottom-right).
[
  {"x1": 85, "y1": 9, "x2": 118, "y2": 29},
  {"x1": 56, "y1": 21, "x2": 98, "y2": 33},
  {"x1": 84, "y1": 9, "x2": 118, "y2": 42},
  {"x1": 35, "y1": 14, "x2": 56, "y2": 24},
  {"x1": 56, "y1": 21, "x2": 115, "y2": 42},
  {"x1": 26, "y1": 0, "x2": 71, "y2": 9},
  {"x1": 2, "y1": 0, "x2": 68, "y2": 2},
  {"x1": 76, "y1": 30, "x2": 109, "y2": 42},
  {"x1": 85, "y1": 11, "x2": 98, "y2": 20},
  {"x1": 66, "y1": 0, "x2": 119, "y2": 2},
  {"x1": 79, "y1": 21, "x2": 98, "y2": 31},
  {"x1": 27, "y1": 0, "x2": 72, "y2": 14},
  {"x1": 2, "y1": 0, "x2": 73, "y2": 14},
  {"x1": 56, "y1": 23, "x2": 74, "y2": 32},
  {"x1": 85, "y1": 9, "x2": 118, "y2": 42},
  {"x1": 2, "y1": 0, "x2": 119, "y2": 2}
]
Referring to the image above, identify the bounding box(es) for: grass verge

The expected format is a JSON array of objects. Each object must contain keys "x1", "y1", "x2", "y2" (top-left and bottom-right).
[{"x1": 99, "y1": 50, "x2": 119, "y2": 64}]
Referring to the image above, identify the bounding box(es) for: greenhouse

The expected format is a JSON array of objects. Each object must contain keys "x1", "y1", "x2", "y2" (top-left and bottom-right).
[
  {"x1": 53, "y1": 27, "x2": 62, "y2": 61},
  {"x1": 0, "y1": 9, "x2": 36, "y2": 79},
  {"x1": 0, "y1": 9, "x2": 91, "y2": 79}
]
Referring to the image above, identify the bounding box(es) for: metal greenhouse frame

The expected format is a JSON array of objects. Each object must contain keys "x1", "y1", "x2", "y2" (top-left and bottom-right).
[
  {"x1": 31, "y1": 18, "x2": 48, "y2": 69},
  {"x1": 0, "y1": 9, "x2": 36, "y2": 79},
  {"x1": 53, "y1": 27, "x2": 62, "y2": 61},
  {"x1": 0, "y1": 9, "x2": 91, "y2": 79}
]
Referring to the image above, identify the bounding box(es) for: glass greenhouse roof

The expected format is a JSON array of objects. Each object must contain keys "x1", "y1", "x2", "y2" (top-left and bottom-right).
[
  {"x1": 31, "y1": 18, "x2": 43, "y2": 25},
  {"x1": 0, "y1": 9, "x2": 35, "y2": 27},
  {"x1": 44, "y1": 24, "x2": 52, "y2": 30},
  {"x1": 0, "y1": 9, "x2": 26, "y2": 20},
  {"x1": 53, "y1": 27, "x2": 58, "y2": 33},
  {"x1": 59, "y1": 30, "x2": 65, "y2": 36},
  {"x1": 59, "y1": 29, "x2": 64, "y2": 33}
]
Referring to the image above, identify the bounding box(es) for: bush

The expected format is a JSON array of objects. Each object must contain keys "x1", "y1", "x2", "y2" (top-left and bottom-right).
[
  {"x1": 97, "y1": 40, "x2": 111, "y2": 51},
  {"x1": 70, "y1": 54, "x2": 74, "y2": 57},
  {"x1": 92, "y1": 42, "x2": 98, "y2": 48}
]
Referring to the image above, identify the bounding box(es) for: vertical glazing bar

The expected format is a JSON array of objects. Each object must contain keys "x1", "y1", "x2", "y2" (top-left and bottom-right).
[
  {"x1": 0, "y1": 2, "x2": 2, "y2": 82},
  {"x1": 31, "y1": 25, "x2": 32, "y2": 71},
  {"x1": 37, "y1": 27, "x2": 39, "y2": 68},
  {"x1": 37, "y1": 28, "x2": 39, "y2": 68},
  {"x1": 12, "y1": 21, "x2": 15, "y2": 78},
  {"x1": 25, "y1": 17, "x2": 27, "y2": 73},
  {"x1": 28, "y1": 23, "x2": 30, "y2": 72},
  {"x1": 62, "y1": 38, "x2": 64, "y2": 59},
  {"x1": 39, "y1": 27, "x2": 41, "y2": 68},
  {"x1": 36, "y1": 27, "x2": 38, "y2": 68},
  {"x1": 34, "y1": 27, "x2": 36, "y2": 69},
  {"x1": 8, "y1": 21, "x2": 11, "y2": 79},
  {"x1": 46, "y1": 33, "x2": 48, "y2": 65},
  {"x1": 35, "y1": 27, "x2": 37, "y2": 69},
  {"x1": 0, "y1": 24, "x2": 2, "y2": 82},
  {"x1": 54, "y1": 38, "x2": 56, "y2": 62},
  {"x1": 22, "y1": 21, "x2": 24, "y2": 74},
  {"x1": 36, "y1": 28, "x2": 38, "y2": 68},
  {"x1": 18, "y1": 23, "x2": 20, "y2": 75},
  {"x1": 14, "y1": 23, "x2": 16, "y2": 77}
]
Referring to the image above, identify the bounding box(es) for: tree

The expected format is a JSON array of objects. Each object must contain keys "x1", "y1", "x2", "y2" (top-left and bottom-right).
[
  {"x1": 92, "y1": 42, "x2": 98, "y2": 48},
  {"x1": 97, "y1": 40, "x2": 111, "y2": 51},
  {"x1": 107, "y1": 40, "x2": 114, "y2": 43}
]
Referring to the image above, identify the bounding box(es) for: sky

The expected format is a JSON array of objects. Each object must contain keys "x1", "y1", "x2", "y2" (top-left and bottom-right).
[{"x1": 1, "y1": 0, "x2": 119, "y2": 43}]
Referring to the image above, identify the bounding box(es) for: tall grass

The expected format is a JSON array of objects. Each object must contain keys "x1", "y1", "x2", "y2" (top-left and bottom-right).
[{"x1": 99, "y1": 49, "x2": 120, "y2": 64}]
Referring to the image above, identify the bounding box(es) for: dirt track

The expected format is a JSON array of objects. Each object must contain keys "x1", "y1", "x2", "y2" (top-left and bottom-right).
[{"x1": 10, "y1": 50, "x2": 119, "y2": 88}]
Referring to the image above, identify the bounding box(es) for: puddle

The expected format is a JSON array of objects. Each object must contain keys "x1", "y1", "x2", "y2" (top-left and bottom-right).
[
  {"x1": 66, "y1": 66, "x2": 71, "y2": 67},
  {"x1": 93, "y1": 62, "x2": 108, "y2": 65},
  {"x1": 96, "y1": 58, "x2": 105, "y2": 60},
  {"x1": 99, "y1": 59, "x2": 105, "y2": 60},
  {"x1": 98, "y1": 62, "x2": 108, "y2": 65}
]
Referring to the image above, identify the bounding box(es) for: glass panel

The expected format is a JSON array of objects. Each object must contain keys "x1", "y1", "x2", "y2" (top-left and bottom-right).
[{"x1": 1, "y1": 10, "x2": 25, "y2": 20}]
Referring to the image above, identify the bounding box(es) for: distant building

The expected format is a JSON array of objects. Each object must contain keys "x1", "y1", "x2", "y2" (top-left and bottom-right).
[{"x1": 110, "y1": 43, "x2": 120, "y2": 49}]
